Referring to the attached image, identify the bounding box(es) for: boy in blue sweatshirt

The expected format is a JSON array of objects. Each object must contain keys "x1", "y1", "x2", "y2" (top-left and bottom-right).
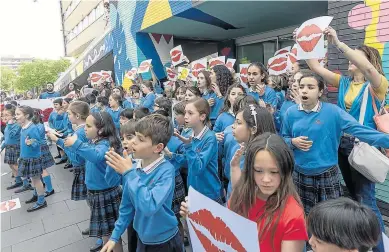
[
  {"x1": 48, "y1": 98, "x2": 68, "y2": 164},
  {"x1": 102, "y1": 114, "x2": 184, "y2": 252}
]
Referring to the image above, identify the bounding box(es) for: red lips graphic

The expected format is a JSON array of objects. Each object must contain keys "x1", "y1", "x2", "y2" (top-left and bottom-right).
[
  {"x1": 189, "y1": 209, "x2": 245, "y2": 252},
  {"x1": 226, "y1": 62, "x2": 233, "y2": 69},
  {"x1": 91, "y1": 73, "x2": 102, "y2": 82},
  {"x1": 139, "y1": 62, "x2": 150, "y2": 72},
  {"x1": 166, "y1": 68, "x2": 176, "y2": 79},
  {"x1": 209, "y1": 60, "x2": 224, "y2": 68},
  {"x1": 289, "y1": 48, "x2": 298, "y2": 64},
  {"x1": 1, "y1": 200, "x2": 17, "y2": 212},
  {"x1": 275, "y1": 49, "x2": 289, "y2": 56},
  {"x1": 297, "y1": 24, "x2": 322, "y2": 52},
  {"x1": 41, "y1": 108, "x2": 53, "y2": 122},
  {"x1": 240, "y1": 68, "x2": 248, "y2": 83},
  {"x1": 0, "y1": 202, "x2": 7, "y2": 212},
  {"x1": 171, "y1": 50, "x2": 182, "y2": 63},
  {"x1": 269, "y1": 57, "x2": 288, "y2": 72},
  {"x1": 192, "y1": 63, "x2": 206, "y2": 71},
  {"x1": 8, "y1": 201, "x2": 16, "y2": 210}
]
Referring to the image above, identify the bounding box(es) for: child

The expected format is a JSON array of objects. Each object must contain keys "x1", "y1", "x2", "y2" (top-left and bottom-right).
[
  {"x1": 213, "y1": 83, "x2": 245, "y2": 133},
  {"x1": 112, "y1": 87, "x2": 133, "y2": 109},
  {"x1": 140, "y1": 81, "x2": 156, "y2": 112},
  {"x1": 268, "y1": 75, "x2": 286, "y2": 110},
  {"x1": 49, "y1": 98, "x2": 67, "y2": 164},
  {"x1": 86, "y1": 93, "x2": 99, "y2": 113},
  {"x1": 281, "y1": 70, "x2": 389, "y2": 215},
  {"x1": 154, "y1": 97, "x2": 172, "y2": 117},
  {"x1": 246, "y1": 62, "x2": 277, "y2": 107},
  {"x1": 174, "y1": 86, "x2": 186, "y2": 102},
  {"x1": 119, "y1": 108, "x2": 134, "y2": 125},
  {"x1": 181, "y1": 133, "x2": 308, "y2": 252},
  {"x1": 184, "y1": 86, "x2": 201, "y2": 102},
  {"x1": 107, "y1": 94, "x2": 123, "y2": 130},
  {"x1": 308, "y1": 197, "x2": 380, "y2": 252},
  {"x1": 96, "y1": 96, "x2": 109, "y2": 112},
  {"x1": 64, "y1": 111, "x2": 123, "y2": 251},
  {"x1": 175, "y1": 98, "x2": 223, "y2": 203},
  {"x1": 103, "y1": 114, "x2": 184, "y2": 252},
  {"x1": 1, "y1": 104, "x2": 22, "y2": 190},
  {"x1": 129, "y1": 85, "x2": 141, "y2": 108},
  {"x1": 15, "y1": 106, "x2": 47, "y2": 212},
  {"x1": 133, "y1": 107, "x2": 149, "y2": 120}
]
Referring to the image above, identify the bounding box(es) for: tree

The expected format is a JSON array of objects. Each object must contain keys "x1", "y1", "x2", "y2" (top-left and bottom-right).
[
  {"x1": 0, "y1": 66, "x2": 17, "y2": 92},
  {"x1": 14, "y1": 58, "x2": 70, "y2": 92}
]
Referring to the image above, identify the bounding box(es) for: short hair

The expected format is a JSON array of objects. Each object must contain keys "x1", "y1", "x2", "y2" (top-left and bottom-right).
[
  {"x1": 4, "y1": 104, "x2": 16, "y2": 116},
  {"x1": 63, "y1": 97, "x2": 73, "y2": 104},
  {"x1": 53, "y1": 98, "x2": 63, "y2": 105},
  {"x1": 298, "y1": 69, "x2": 325, "y2": 91},
  {"x1": 187, "y1": 98, "x2": 210, "y2": 125},
  {"x1": 120, "y1": 108, "x2": 134, "y2": 120},
  {"x1": 96, "y1": 96, "x2": 109, "y2": 106},
  {"x1": 68, "y1": 101, "x2": 89, "y2": 120},
  {"x1": 134, "y1": 107, "x2": 149, "y2": 120},
  {"x1": 130, "y1": 85, "x2": 140, "y2": 93},
  {"x1": 155, "y1": 97, "x2": 172, "y2": 116},
  {"x1": 173, "y1": 101, "x2": 187, "y2": 115},
  {"x1": 142, "y1": 80, "x2": 154, "y2": 92},
  {"x1": 9, "y1": 101, "x2": 18, "y2": 107},
  {"x1": 308, "y1": 197, "x2": 381, "y2": 252},
  {"x1": 153, "y1": 109, "x2": 169, "y2": 117},
  {"x1": 135, "y1": 114, "x2": 173, "y2": 148},
  {"x1": 120, "y1": 119, "x2": 137, "y2": 137},
  {"x1": 85, "y1": 93, "x2": 97, "y2": 105}
]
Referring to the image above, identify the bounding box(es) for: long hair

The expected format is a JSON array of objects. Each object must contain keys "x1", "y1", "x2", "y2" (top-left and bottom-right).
[
  {"x1": 90, "y1": 111, "x2": 122, "y2": 153},
  {"x1": 188, "y1": 98, "x2": 210, "y2": 126},
  {"x1": 356, "y1": 45, "x2": 384, "y2": 76},
  {"x1": 212, "y1": 65, "x2": 233, "y2": 96},
  {"x1": 248, "y1": 62, "x2": 268, "y2": 84},
  {"x1": 220, "y1": 83, "x2": 246, "y2": 114},
  {"x1": 110, "y1": 94, "x2": 123, "y2": 108},
  {"x1": 232, "y1": 95, "x2": 257, "y2": 115},
  {"x1": 199, "y1": 70, "x2": 212, "y2": 90},
  {"x1": 229, "y1": 133, "x2": 301, "y2": 245}
]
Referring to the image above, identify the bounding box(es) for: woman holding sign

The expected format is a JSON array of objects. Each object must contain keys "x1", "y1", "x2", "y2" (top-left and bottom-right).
[{"x1": 304, "y1": 26, "x2": 388, "y2": 252}]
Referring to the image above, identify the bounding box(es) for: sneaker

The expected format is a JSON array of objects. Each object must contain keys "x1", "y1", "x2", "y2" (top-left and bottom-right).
[
  {"x1": 26, "y1": 195, "x2": 38, "y2": 204},
  {"x1": 89, "y1": 242, "x2": 103, "y2": 252},
  {"x1": 27, "y1": 201, "x2": 47, "y2": 212},
  {"x1": 64, "y1": 163, "x2": 73, "y2": 169},
  {"x1": 54, "y1": 155, "x2": 61, "y2": 159},
  {"x1": 81, "y1": 228, "x2": 90, "y2": 235},
  {"x1": 44, "y1": 190, "x2": 55, "y2": 197},
  {"x1": 6, "y1": 182, "x2": 23, "y2": 190},
  {"x1": 55, "y1": 159, "x2": 67, "y2": 165},
  {"x1": 15, "y1": 184, "x2": 34, "y2": 193}
]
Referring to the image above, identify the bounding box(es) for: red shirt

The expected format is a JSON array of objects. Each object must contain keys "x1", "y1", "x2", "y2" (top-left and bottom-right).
[{"x1": 247, "y1": 196, "x2": 308, "y2": 252}]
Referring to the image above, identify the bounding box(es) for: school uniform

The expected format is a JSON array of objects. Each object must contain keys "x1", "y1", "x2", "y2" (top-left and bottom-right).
[
  {"x1": 106, "y1": 107, "x2": 122, "y2": 130},
  {"x1": 276, "y1": 100, "x2": 296, "y2": 132},
  {"x1": 275, "y1": 90, "x2": 285, "y2": 110},
  {"x1": 62, "y1": 113, "x2": 73, "y2": 136},
  {"x1": 69, "y1": 138, "x2": 122, "y2": 238},
  {"x1": 48, "y1": 111, "x2": 65, "y2": 131},
  {"x1": 39, "y1": 91, "x2": 61, "y2": 99},
  {"x1": 18, "y1": 122, "x2": 42, "y2": 178},
  {"x1": 246, "y1": 86, "x2": 277, "y2": 107},
  {"x1": 282, "y1": 102, "x2": 389, "y2": 214},
  {"x1": 37, "y1": 123, "x2": 55, "y2": 169},
  {"x1": 213, "y1": 110, "x2": 235, "y2": 133},
  {"x1": 122, "y1": 99, "x2": 134, "y2": 109},
  {"x1": 90, "y1": 104, "x2": 100, "y2": 114},
  {"x1": 202, "y1": 91, "x2": 224, "y2": 125},
  {"x1": 141, "y1": 92, "x2": 156, "y2": 112},
  {"x1": 110, "y1": 156, "x2": 183, "y2": 251},
  {"x1": 1, "y1": 122, "x2": 21, "y2": 165}
]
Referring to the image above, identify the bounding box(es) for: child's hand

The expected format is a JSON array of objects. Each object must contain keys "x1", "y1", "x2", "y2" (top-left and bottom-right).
[
  {"x1": 211, "y1": 83, "x2": 222, "y2": 97},
  {"x1": 290, "y1": 89, "x2": 301, "y2": 104},
  {"x1": 231, "y1": 144, "x2": 245, "y2": 168},
  {"x1": 64, "y1": 134, "x2": 78, "y2": 147},
  {"x1": 208, "y1": 98, "x2": 215, "y2": 107},
  {"x1": 256, "y1": 84, "x2": 265, "y2": 96},
  {"x1": 25, "y1": 136, "x2": 36, "y2": 146},
  {"x1": 258, "y1": 99, "x2": 266, "y2": 108},
  {"x1": 180, "y1": 196, "x2": 190, "y2": 219},
  {"x1": 105, "y1": 148, "x2": 133, "y2": 174},
  {"x1": 174, "y1": 132, "x2": 192, "y2": 145},
  {"x1": 215, "y1": 132, "x2": 224, "y2": 142},
  {"x1": 100, "y1": 240, "x2": 116, "y2": 252},
  {"x1": 46, "y1": 132, "x2": 58, "y2": 142},
  {"x1": 292, "y1": 136, "x2": 313, "y2": 151}
]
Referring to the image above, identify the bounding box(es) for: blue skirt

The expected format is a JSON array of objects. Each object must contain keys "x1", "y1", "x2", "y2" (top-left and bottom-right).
[
  {"x1": 4, "y1": 144, "x2": 20, "y2": 165},
  {"x1": 172, "y1": 172, "x2": 186, "y2": 216},
  {"x1": 71, "y1": 166, "x2": 87, "y2": 201},
  {"x1": 40, "y1": 144, "x2": 55, "y2": 169},
  {"x1": 18, "y1": 157, "x2": 42, "y2": 178},
  {"x1": 87, "y1": 186, "x2": 122, "y2": 238}
]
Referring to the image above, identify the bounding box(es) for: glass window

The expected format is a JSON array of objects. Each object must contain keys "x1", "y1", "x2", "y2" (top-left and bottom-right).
[
  {"x1": 78, "y1": 22, "x2": 83, "y2": 32},
  {"x1": 83, "y1": 16, "x2": 89, "y2": 28},
  {"x1": 96, "y1": 2, "x2": 104, "y2": 17},
  {"x1": 89, "y1": 9, "x2": 96, "y2": 23}
]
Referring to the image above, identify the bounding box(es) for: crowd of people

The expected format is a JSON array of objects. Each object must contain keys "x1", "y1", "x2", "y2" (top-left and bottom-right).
[{"x1": 1, "y1": 26, "x2": 389, "y2": 252}]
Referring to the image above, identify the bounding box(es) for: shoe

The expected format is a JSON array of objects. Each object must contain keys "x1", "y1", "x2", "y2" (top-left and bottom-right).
[
  {"x1": 64, "y1": 163, "x2": 73, "y2": 169},
  {"x1": 27, "y1": 201, "x2": 47, "y2": 212},
  {"x1": 69, "y1": 169, "x2": 74, "y2": 172},
  {"x1": 44, "y1": 190, "x2": 55, "y2": 197},
  {"x1": 15, "y1": 184, "x2": 34, "y2": 193},
  {"x1": 184, "y1": 236, "x2": 190, "y2": 246},
  {"x1": 6, "y1": 182, "x2": 23, "y2": 190},
  {"x1": 89, "y1": 242, "x2": 103, "y2": 252},
  {"x1": 54, "y1": 155, "x2": 61, "y2": 159},
  {"x1": 26, "y1": 195, "x2": 38, "y2": 204},
  {"x1": 81, "y1": 228, "x2": 90, "y2": 235},
  {"x1": 55, "y1": 159, "x2": 67, "y2": 165}
]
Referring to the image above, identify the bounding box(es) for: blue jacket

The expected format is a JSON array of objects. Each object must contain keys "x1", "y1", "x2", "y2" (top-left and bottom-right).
[
  {"x1": 20, "y1": 123, "x2": 41, "y2": 158},
  {"x1": 166, "y1": 136, "x2": 185, "y2": 174},
  {"x1": 213, "y1": 112, "x2": 235, "y2": 133},
  {"x1": 39, "y1": 91, "x2": 61, "y2": 99},
  {"x1": 141, "y1": 92, "x2": 156, "y2": 112},
  {"x1": 110, "y1": 158, "x2": 178, "y2": 245},
  {"x1": 57, "y1": 125, "x2": 88, "y2": 167},
  {"x1": 246, "y1": 86, "x2": 277, "y2": 107},
  {"x1": 48, "y1": 111, "x2": 65, "y2": 131},
  {"x1": 106, "y1": 107, "x2": 122, "y2": 130},
  {"x1": 202, "y1": 92, "x2": 224, "y2": 121},
  {"x1": 1, "y1": 122, "x2": 21, "y2": 149}
]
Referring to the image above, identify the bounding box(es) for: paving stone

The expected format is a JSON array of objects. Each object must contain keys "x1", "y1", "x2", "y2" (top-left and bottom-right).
[
  {"x1": 1, "y1": 214, "x2": 11, "y2": 231},
  {"x1": 1, "y1": 246, "x2": 12, "y2": 252},
  {"x1": 51, "y1": 237, "x2": 95, "y2": 252},
  {"x1": 42, "y1": 207, "x2": 90, "y2": 233},
  {"x1": 12, "y1": 225, "x2": 84, "y2": 252},
  {"x1": 1, "y1": 221, "x2": 45, "y2": 248},
  {"x1": 64, "y1": 199, "x2": 88, "y2": 211},
  {"x1": 76, "y1": 219, "x2": 90, "y2": 236},
  {"x1": 44, "y1": 189, "x2": 71, "y2": 205}
]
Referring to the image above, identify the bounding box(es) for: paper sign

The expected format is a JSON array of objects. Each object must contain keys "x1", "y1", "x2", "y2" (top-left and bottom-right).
[
  {"x1": 44, "y1": 122, "x2": 63, "y2": 137},
  {"x1": 170, "y1": 45, "x2": 185, "y2": 66},
  {"x1": 296, "y1": 16, "x2": 333, "y2": 59},
  {"x1": 101, "y1": 70, "x2": 113, "y2": 82},
  {"x1": 166, "y1": 67, "x2": 177, "y2": 81},
  {"x1": 65, "y1": 91, "x2": 76, "y2": 99},
  {"x1": 163, "y1": 81, "x2": 174, "y2": 88},
  {"x1": 274, "y1": 46, "x2": 291, "y2": 57},
  {"x1": 138, "y1": 59, "x2": 152, "y2": 74},
  {"x1": 1, "y1": 198, "x2": 21, "y2": 213},
  {"x1": 268, "y1": 53, "x2": 291, "y2": 75},
  {"x1": 209, "y1": 56, "x2": 226, "y2": 68},
  {"x1": 191, "y1": 59, "x2": 207, "y2": 78},
  {"x1": 18, "y1": 99, "x2": 54, "y2": 122},
  {"x1": 89, "y1": 72, "x2": 104, "y2": 86},
  {"x1": 178, "y1": 67, "x2": 190, "y2": 81},
  {"x1": 383, "y1": 232, "x2": 389, "y2": 251},
  {"x1": 226, "y1": 58, "x2": 236, "y2": 70},
  {"x1": 126, "y1": 67, "x2": 138, "y2": 80},
  {"x1": 288, "y1": 44, "x2": 298, "y2": 65},
  {"x1": 187, "y1": 187, "x2": 259, "y2": 252},
  {"x1": 239, "y1": 64, "x2": 250, "y2": 84}
]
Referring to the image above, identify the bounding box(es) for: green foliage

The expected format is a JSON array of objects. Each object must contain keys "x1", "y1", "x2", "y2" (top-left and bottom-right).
[
  {"x1": 0, "y1": 66, "x2": 17, "y2": 92},
  {"x1": 239, "y1": 57, "x2": 251, "y2": 64},
  {"x1": 14, "y1": 58, "x2": 70, "y2": 92}
]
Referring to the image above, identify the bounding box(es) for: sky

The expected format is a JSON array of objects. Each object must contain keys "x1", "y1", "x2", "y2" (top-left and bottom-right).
[{"x1": 0, "y1": 0, "x2": 64, "y2": 59}]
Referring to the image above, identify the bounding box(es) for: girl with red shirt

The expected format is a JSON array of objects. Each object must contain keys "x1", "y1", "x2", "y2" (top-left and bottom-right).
[{"x1": 181, "y1": 133, "x2": 308, "y2": 252}]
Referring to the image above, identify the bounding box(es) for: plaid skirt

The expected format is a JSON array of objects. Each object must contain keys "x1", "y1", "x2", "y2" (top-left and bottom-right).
[
  {"x1": 71, "y1": 166, "x2": 87, "y2": 201},
  {"x1": 293, "y1": 165, "x2": 343, "y2": 215},
  {"x1": 172, "y1": 172, "x2": 186, "y2": 215},
  {"x1": 87, "y1": 186, "x2": 122, "y2": 238},
  {"x1": 40, "y1": 145, "x2": 55, "y2": 169},
  {"x1": 4, "y1": 144, "x2": 20, "y2": 165},
  {"x1": 18, "y1": 157, "x2": 43, "y2": 178}
]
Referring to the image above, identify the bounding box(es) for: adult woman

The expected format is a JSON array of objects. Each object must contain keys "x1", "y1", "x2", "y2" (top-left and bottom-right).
[
  {"x1": 25, "y1": 91, "x2": 34, "y2": 100},
  {"x1": 305, "y1": 26, "x2": 388, "y2": 252}
]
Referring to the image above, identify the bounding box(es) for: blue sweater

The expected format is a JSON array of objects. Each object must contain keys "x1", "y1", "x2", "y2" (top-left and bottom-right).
[
  {"x1": 246, "y1": 86, "x2": 277, "y2": 107},
  {"x1": 166, "y1": 136, "x2": 185, "y2": 174},
  {"x1": 106, "y1": 107, "x2": 122, "y2": 130},
  {"x1": 202, "y1": 92, "x2": 224, "y2": 121},
  {"x1": 278, "y1": 101, "x2": 296, "y2": 132},
  {"x1": 39, "y1": 91, "x2": 61, "y2": 99},
  {"x1": 90, "y1": 105, "x2": 100, "y2": 114},
  {"x1": 110, "y1": 159, "x2": 178, "y2": 245},
  {"x1": 184, "y1": 127, "x2": 221, "y2": 200},
  {"x1": 275, "y1": 91, "x2": 285, "y2": 110},
  {"x1": 141, "y1": 92, "x2": 156, "y2": 112},
  {"x1": 36, "y1": 124, "x2": 48, "y2": 145},
  {"x1": 57, "y1": 125, "x2": 88, "y2": 167},
  {"x1": 61, "y1": 113, "x2": 73, "y2": 136},
  {"x1": 69, "y1": 139, "x2": 119, "y2": 190},
  {"x1": 122, "y1": 99, "x2": 134, "y2": 109},
  {"x1": 282, "y1": 102, "x2": 389, "y2": 175},
  {"x1": 213, "y1": 112, "x2": 235, "y2": 133},
  {"x1": 1, "y1": 122, "x2": 21, "y2": 149},
  {"x1": 20, "y1": 123, "x2": 41, "y2": 158},
  {"x1": 48, "y1": 111, "x2": 65, "y2": 131}
]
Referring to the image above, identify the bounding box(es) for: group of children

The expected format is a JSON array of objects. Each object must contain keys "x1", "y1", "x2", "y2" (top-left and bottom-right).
[{"x1": 1, "y1": 25, "x2": 389, "y2": 252}]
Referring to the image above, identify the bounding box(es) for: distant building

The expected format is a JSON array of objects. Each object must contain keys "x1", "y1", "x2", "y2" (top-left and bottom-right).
[{"x1": 1, "y1": 56, "x2": 34, "y2": 71}]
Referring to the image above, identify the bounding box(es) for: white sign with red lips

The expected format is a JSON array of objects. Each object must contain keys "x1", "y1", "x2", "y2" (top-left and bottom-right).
[
  {"x1": 288, "y1": 44, "x2": 298, "y2": 66},
  {"x1": 166, "y1": 67, "x2": 177, "y2": 81},
  {"x1": 137, "y1": 59, "x2": 152, "y2": 74},
  {"x1": 170, "y1": 45, "x2": 185, "y2": 66},
  {"x1": 191, "y1": 58, "x2": 207, "y2": 78},
  {"x1": 208, "y1": 56, "x2": 226, "y2": 69},
  {"x1": 239, "y1": 64, "x2": 250, "y2": 84},
  {"x1": 296, "y1": 16, "x2": 333, "y2": 60},
  {"x1": 268, "y1": 53, "x2": 291, "y2": 75},
  {"x1": 126, "y1": 67, "x2": 138, "y2": 80},
  {"x1": 187, "y1": 187, "x2": 259, "y2": 252},
  {"x1": 226, "y1": 58, "x2": 236, "y2": 70},
  {"x1": 178, "y1": 67, "x2": 190, "y2": 81},
  {"x1": 1, "y1": 198, "x2": 21, "y2": 214},
  {"x1": 274, "y1": 46, "x2": 291, "y2": 57}
]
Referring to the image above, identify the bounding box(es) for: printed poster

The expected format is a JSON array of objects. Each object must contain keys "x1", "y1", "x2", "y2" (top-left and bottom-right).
[
  {"x1": 274, "y1": 46, "x2": 291, "y2": 57},
  {"x1": 170, "y1": 45, "x2": 185, "y2": 66},
  {"x1": 178, "y1": 67, "x2": 190, "y2": 81},
  {"x1": 166, "y1": 67, "x2": 177, "y2": 81},
  {"x1": 288, "y1": 44, "x2": 298, "y2": 65},
  {"x1": 138, "y1": 59, "x2": 152, "y2": 74},
  {"x1": 268, "y1": 53, "x2": 291, "y2": 75},
  {"x1": 209, "y1": 56, "x2": 226, "y2": 68},
  {"x1": 191, "y1": 58, "x2": 207, "y2": 78},
  {"x1": 1, "y1": 198, "x2": 21, "y2": 214},
  {"x1": 101, "y1": 70, "x2": 113, "y2": 82},
  {"x1": 296, "y1": 16, "x2": 333, "y2": 59},
  {"x1": 239, "y1": 64, "x2": 250, "y2": 84},
  {"x1": 187, "y1": 187, "x2": 259, "y2": 252},
  {"x1": 126, "y1": 67, "x2": 138, "y2": 80},
  {"x1": 18, "y1": 99, "x2": 54, "y2": 122},
  {"x1": 226, "y1": 58, "x2": 236, "y2": 70}
]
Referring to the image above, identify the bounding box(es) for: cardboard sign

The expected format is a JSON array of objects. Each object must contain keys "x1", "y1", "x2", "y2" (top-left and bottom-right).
[
  {"x1": 268, "y1": 53, "x2": 291, "y2": 75},
  {"x1": 187, "y1": 187, "x2": 259, "y2": 252},
  {"x1": 101, "y1": 70, "x2": 113, "y2": 82},
  {"x1": 89, "y1": 72, "x2": 104, "y2": 86},
  {"x1": 239, "y1": 64, "x2": 250, "y2": 84},
  {"x1": 178, "y1": 67, "x2": 190, "y2": 81},
  {"x1": 126, "y1": 67, "x2": 138, "y2": 80},
  {"x1": 166, "y1": 67, "x2": 177, "y2": 81},
  {"x1": 170, "y1": 45, "x2": 185, "y2": 66},
  {"x1": 209, "y1": 56, "x2": 226, "y2": 68},
  {"x1": 296, "y1": 16, "x2": 333, "y2": 59},
  {"x1": 191, "y1": 59, "x2": 207, "y2": 78},
  {"x1": 138, "y1": 59, "x2": 152, "y2": 74},
  {"x1": 226, "y1": 58, "x2": 236, "y2": 70},
  {"x1": 1, "y1": 198, "x2": 21, "y2": 214}
]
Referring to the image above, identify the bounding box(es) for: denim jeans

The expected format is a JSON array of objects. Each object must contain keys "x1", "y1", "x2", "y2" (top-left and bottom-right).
[{"x1": 338, "y1": 136, "x2": 385, "y2": 252}]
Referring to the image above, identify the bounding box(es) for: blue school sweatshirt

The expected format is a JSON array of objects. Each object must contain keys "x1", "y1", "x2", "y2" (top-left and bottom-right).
[
  {"x1": 106, "y1": 107, "x2": 122, "y2": 130},
  {"x1": 275, "y1": 91, "x2": 285, "y2": 110},
  {"x1": 39, "y1": 91, "x2": 61, "y2": 99},
  {"x1": 36, "y1": 123, "x2": 48, "y2": 145},
  {"x1": 141, "y1": 92, "x2": 156, "y2": 112},
  {"x1": 220, "y1": 125, "x2": 235, "y2": 178},
  {"x1": 1, "y1": 122, "x2": 21, "y2": 149},
  {"x1": 246, "y1": 86, "x2": 277, "y2": 107},
  {"x1": 165, "y1": 129, "x2": 192, "y2": 170},
  {"x1": 69, "y1": 138, "x2": 119, "y2": 190},
  {"x1": 90, "y1": 105, "x2": 100, "y2": 114},
  {"x1": 61, "y1": 113, "x2": 73, "y2": 136},
  {"x1": 226, "y1": 147, "x2": 245, "y2": 199},
  {"x1": 202, "y1": 92, "x2": 224, "y2": 121},
  {"x1": 48, "y1": 111, "x2": 65, "y2": 131},
  {"x1": 213, "y1": 112, "x2": 235, "y2": 133},
  {"x1": 20, "y1": 123, "x2": 41, "y2": 158},
  {"x1": 166, "y1": 136, "x2": 185, "y2": 174},
  {"x1": 57, "y1": 125, "x2": 88, "y2": 167},
  {"x1": 184, "y1": 127, "x2": 221, "y2": 200},
  {"x1": 110, "y1": 157, "x2": 178, "y2": 245},
  {"x1": 277, "y1": 100, "x2": 296, "y2": 132},
  {"x1": 282, "y1": 102, "x2": 389, "y2": 175},
  {"x1": 122, "y1": 99, "x2": 134, "y2": 109}
]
